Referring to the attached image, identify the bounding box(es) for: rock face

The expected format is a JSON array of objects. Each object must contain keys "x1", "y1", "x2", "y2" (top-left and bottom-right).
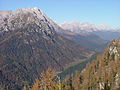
[
  {"x1": 78, "y1": 37, "x2": 120, "y2": 90},
  {"x1": 0, "y1": 8, "x2": 94, "y2": 89}
]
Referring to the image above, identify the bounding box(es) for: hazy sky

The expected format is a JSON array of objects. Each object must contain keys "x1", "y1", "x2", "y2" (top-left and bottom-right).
[{"x1": 0, "y1": 0, "x2": 120, "y2": 28}]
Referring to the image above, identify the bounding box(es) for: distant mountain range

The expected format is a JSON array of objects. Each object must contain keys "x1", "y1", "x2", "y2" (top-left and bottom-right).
[{"x1": 60, "y1": 21, "x2": 120, "y2": 40}]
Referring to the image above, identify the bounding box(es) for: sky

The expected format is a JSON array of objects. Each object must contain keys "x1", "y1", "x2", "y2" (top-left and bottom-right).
[{"x1": 0, "y1": 0, "x2": 120, "y2": 28}]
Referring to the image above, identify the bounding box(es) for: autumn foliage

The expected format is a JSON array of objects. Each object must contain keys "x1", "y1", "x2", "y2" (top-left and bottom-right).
[{"x1": 22, "y1": 68, "x2": 63, "y2": 90}]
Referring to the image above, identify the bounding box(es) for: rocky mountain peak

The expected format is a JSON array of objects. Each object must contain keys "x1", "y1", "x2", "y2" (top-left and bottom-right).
[
  {"x1": 0, "y1": 7, "x2": 56, "y2": 38},
  {"x1": 16, "y1": 7, "x2": 43, "y2": 14},
  {"x1": 15, "y1": 7, "x2": 44, "y2": 20}
]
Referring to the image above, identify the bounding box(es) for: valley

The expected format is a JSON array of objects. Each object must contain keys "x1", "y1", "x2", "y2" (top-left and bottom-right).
[{"x1": 58, "y1": 53, "x2": 99, "y2": 80}]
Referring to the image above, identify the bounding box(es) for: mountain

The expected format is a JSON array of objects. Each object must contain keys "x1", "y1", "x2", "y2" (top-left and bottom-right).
[
  {"x1": 64, "y1": 37, "x2": 120, "y2": 90},
  {"x1": 0, "y1": 7, "x2": 94, "y2": 90},
  {"x1": 60, "y1": 21, "x2": 120, "y2": 40}
]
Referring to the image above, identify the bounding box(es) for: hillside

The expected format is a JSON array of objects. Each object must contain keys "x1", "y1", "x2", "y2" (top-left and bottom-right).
[{"x1": 63, "y1": 37, "x2": 120, "y2": 90}]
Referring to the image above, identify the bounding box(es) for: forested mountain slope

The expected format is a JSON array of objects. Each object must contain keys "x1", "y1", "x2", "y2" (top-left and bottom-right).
[{"x1": 66, "y1": 37, "x2": 120, "y2": 90}]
